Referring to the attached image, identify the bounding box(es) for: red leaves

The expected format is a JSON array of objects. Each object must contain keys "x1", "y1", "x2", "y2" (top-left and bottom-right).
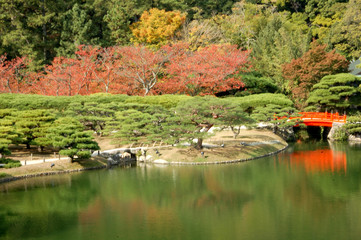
[
  {"x1": 0, "y1": 55, "x2": 35, "y2": 94},
  {"x1": 282, "y1": 41, "x2": 348, "y2": 108},
  {"x1": 158, "y1": 44, "x2": 250, "y2": 95},
  {"x1": 0, "y1": 44, "x2": 251, "y2": 96}
]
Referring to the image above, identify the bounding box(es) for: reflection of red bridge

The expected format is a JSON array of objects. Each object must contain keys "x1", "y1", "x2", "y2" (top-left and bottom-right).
[
  {"x1": 290, "y1": 149, "x2": 347, "y2": 173},
  {"x1": 290, "y1": 112, "x2": 347, "y2": 127}
]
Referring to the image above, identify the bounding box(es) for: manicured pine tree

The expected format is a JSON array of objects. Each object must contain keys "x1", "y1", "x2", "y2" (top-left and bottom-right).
[
  {"x1": 220, "y1": 99, "x2": 254, "y2": 139},
  {"x1": 173, "y1": 96, "x2": 227, "y2": 149},
  {"x1": 306, "y1": 73, "x2": 361, "y2": 113},
  {"x1": 0, "y1": 109, "x2": 20, "y2": 158},
  {"x1": 48, "y1": 117, "x2": 99, "y2": 162},
  {"x1": 106, "y1": 109, "x2": 155, "y2": 145},
  {"x1": 65, "y1": 101, "x2": 117, "y2": 136},
  {"x1": 12, "y1": 110, "x2": 55, "y2": 150}
]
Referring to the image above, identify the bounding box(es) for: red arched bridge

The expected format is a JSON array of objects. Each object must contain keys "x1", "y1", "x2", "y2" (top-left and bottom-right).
[{"x1": 283, "y1": 112, "x2": 347, "y2": 127}]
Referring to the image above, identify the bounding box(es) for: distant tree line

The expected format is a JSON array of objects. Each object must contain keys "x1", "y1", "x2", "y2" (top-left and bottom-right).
[{"x1": 1, "y1": 0, "x2": 360, "y2": 109}]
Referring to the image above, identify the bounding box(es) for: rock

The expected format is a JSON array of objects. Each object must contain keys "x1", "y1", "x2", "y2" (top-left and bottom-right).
[
  {"x1": 328, "y1": 122, "x2": 345, "y2": 141},
  {"x1": 153, "y1": 159, "x2": 169, "y2": 164},
  {"x1": 348, "y1": 134, "x2": 361, "y2": 142},
  {"x1": 91, "y1": 151, "x2": 101, "y2": 157}
]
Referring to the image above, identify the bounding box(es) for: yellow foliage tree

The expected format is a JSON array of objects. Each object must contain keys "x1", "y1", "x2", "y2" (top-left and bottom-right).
[{"x1": 130, "y1": 8, "x2": 186, "y2": 47}]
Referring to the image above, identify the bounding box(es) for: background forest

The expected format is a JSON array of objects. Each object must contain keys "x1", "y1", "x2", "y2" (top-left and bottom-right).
[{"x1": 0, "y1": 0, "x2": 361, "y2": 109}]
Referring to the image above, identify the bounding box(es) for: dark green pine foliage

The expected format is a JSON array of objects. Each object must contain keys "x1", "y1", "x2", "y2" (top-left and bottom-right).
[
  {"x1": 12, "y1": 110, "x2": 56, "y2": 150},
  {"x1": 48, "y1": 117, "x2": 99, "y2": 162},
  {"x1": 105, "y1": 103, "x2": 176, "y2": 145},
  {"x1": 56, "y1": 3, "x2": 98, "y2": 57},
  {"x1": 229, "y1": 93, "x2": 299, "y2": 140},
  {"x1": 227, "y1": 93, "x2": 294, "y2": 114},
  {"x1": 173, "y1": 96, "x2": 226, "y2": 149},
  {"x1": 233, "y1": 71, "x2": 278, "y2": 97},
  {"x1": 218, "y1": 99, "x2": 254, "y2": 139},
  {"x1": 344, "y1": 115, "x2": 361, "y2": 136},
  {"x1": 0, "y1": 109, "x2": 20, "y2": 158},
  {"x1": 306, "y1": 73, "x2": 361, "y2": 113},
  {"x1": 106, "y1": 109, "x2": 155, "y2": 145},
  {"x1": 251, "y1": 103, "x2": 301, "y2": 140},
  {"x1": 65, "y1": 101, "x2": 117, "y2": 136},
  {"x1": 104, "y1": 0, "x2": 139, "y2": 45},
  {"x1": 0, "y1": 0, "x2": 76, "y2": 68}
]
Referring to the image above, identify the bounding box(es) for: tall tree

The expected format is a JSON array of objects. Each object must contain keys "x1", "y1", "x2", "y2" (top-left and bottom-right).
[
  {"x1": 115, "y1": 45, "x2": 171, "y2": 95},
  {"x1": 161, "y1": 44, "x2": 250, "y2": 96},
  {"x1": 56, "y1": 4, "x2": 97, "y2": 57},
  {"x1": 104, "y1": 0, "x2": 137, "y2": 45},
  {"x1": 330, "y1": 0, "x2": 361, "y2": 60},
  {"x1": 0, "y1": 0, "x2": 74, "y2": 68},
  {"x1": 130, "y1": 8, "x2": 186, "y2": 47},
  {"x1": 251, "y1": 13, "x2": 310, "y2": 92}
]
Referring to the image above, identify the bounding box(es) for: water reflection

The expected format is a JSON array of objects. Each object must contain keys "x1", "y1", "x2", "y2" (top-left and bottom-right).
[
  {"x1": 2, "y1": 142, "x2": 361, "y2": 240},
  {"x1": 290, "y1": 148, "x2": 347, "y2": 173}
]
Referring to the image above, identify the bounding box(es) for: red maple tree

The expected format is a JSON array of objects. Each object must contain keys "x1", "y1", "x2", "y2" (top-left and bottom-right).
[
  {"x1": 115, "y1": 45, "x2": 171, "y2": 95},
  {"x1": 158, "y1": 44, "x2": 250, "y2": 96},
  {"x1": 282, "y1": 41, "x2": 349, "y2": 109},
  {"x1": 0, "y1": 55, "x2": 33, "y2": 94}
]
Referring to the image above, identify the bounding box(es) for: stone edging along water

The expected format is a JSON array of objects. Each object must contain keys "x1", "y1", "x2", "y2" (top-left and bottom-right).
[
  {"x1": 0, "y1": 143, "x2": 288, "y2": 184},
  {"x1": 0, "y1": 166, "x2": 106, "y2": 184},
  {"x1": 155, "y1": 143, "x2": 289, "y2": 165}
]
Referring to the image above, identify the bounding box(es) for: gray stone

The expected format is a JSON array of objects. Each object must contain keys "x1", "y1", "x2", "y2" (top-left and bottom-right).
[{"x1": 328, "y1": 122, "x2": 345, "y2": 141}]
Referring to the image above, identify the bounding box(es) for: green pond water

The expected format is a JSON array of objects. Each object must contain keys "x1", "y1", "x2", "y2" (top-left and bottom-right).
[{"x1": 1, "y1": 142, "x2": 361, "y2": 240}]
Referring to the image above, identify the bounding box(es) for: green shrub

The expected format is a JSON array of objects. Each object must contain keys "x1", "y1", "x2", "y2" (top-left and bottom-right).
[
  {"x1": 0, "y1": 173, "x2": 10, "y2": 178},
  {"x1": 0, "y1": 158, "x2": 22, "y2": 168}
]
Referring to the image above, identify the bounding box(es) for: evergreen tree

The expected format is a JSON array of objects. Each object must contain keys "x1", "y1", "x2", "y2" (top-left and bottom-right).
[
  {"x1": 65, "y1": 101, "x2": 117, "y2": 136},
  {"x1": 12, "y1": 110, "x2": 55, "y2": 150},
  {"x1": 330, "y1": 0, "x2": 361, "y2": 59},
  {"x1": 0, "y1": 109, "x2": 19, "y2": 158},
  {"x1": 251, "y1": 14, "x2": 310, "y2": 92},
  {"x1": 106, "y1": 109, "x2": 156, "y2": 145},
  {"x1": 48, "y1": 117, "x2": 99, "y2": 162},
  {"x1": 306, "y1": 73, "x2": 361, "y2": 113},
  {"x1": 56, "y1": 4, "x2": 97, "y2": 57}
]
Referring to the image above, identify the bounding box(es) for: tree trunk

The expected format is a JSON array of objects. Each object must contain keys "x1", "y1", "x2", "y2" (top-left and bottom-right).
[
  {"x1": 26, "y1": 143, "x2": 31, "y2": 149},
  {"x1": 196, "y1": 138, "x2": 203, "y2": 149}
]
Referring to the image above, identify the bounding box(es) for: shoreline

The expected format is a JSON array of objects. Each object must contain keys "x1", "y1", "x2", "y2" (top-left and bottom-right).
[
  {"x1": 0, "y1": 142, "x2": 288, "y2": 184},
  {"x1": 160, "y1": 143, "x2": 288, "y2": 165}
]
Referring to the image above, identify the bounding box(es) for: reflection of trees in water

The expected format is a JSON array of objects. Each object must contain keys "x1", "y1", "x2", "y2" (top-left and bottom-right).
[
  {"x1": 0, "y1": 173, "x2": 100, "y2": 239},
  {"x1": 2, "y1": 146, "x2": 361, "y2": 240},
  {"x1": 0, "y1": 209, "x2": 77, "y2": 239}
]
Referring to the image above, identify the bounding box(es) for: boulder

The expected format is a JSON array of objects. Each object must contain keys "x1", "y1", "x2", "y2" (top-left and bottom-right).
[{"x1": 153, "y1": 159, "x2": 169, "y2": 164}]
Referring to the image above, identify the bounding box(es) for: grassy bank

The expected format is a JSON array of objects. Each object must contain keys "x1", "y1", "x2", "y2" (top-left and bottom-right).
[{"x1": 0, "y1": 129, "x2": 287, "y2": 181}]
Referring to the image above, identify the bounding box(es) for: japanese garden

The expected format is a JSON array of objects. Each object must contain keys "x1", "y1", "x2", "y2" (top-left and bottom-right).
[{"x1": 1, "y1": 0, "x2": 361, "y2": 240}]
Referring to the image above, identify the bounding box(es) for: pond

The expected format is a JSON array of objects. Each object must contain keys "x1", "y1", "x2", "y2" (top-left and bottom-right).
[{"x1": 1, "y1": 141, "x2": 361, "y2": 240}]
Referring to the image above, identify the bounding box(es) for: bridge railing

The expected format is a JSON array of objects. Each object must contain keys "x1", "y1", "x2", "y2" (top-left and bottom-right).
[{"x1": 296, "y1": 112, "x2": 347, "y2": 123}]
